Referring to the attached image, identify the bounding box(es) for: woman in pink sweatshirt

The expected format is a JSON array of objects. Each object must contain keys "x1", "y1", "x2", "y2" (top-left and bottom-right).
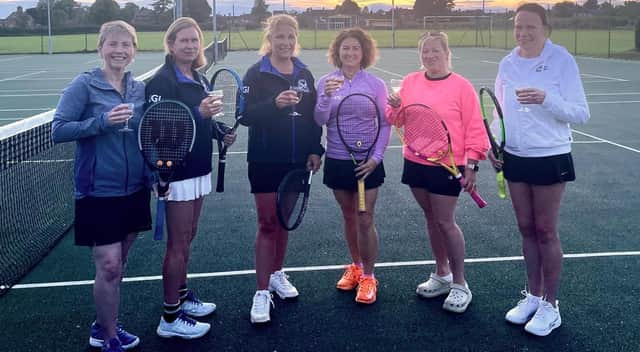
[{"x1": 386, "y1": 32, "x2": 488, "y2": 313}]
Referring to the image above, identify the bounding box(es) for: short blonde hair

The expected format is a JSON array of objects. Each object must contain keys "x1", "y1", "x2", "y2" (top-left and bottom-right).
[
  {"x1": 418, "y1": 31, "x2": 452, "y2": 70},
  {"x1": 97, "y1": 20, "x2": 137, "y2": 49},
  {"x1": 259, "y1": 14, "x2": 301, "y2": 57},
  {"x1": 164, "y1": 17, "x2": 207, "y2": 69},
  {"x1": 327, "y1": 27, "x2": 378, "y2": 69}
]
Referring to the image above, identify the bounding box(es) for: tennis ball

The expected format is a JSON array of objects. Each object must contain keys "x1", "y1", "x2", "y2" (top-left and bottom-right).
[
  {"x1": 167, "y1": 160, "x2": 173, "y2": 167},
  {"x1": 157, "y1": 160, "x2": 163, "y2": 167}
]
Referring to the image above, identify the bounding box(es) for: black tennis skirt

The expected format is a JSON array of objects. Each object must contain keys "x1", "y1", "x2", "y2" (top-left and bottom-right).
[
  {"x1": 74, "y1": 188, "x2": 151, "y2": 247},
  {"x1": 401, "y1": 158, "x2": 463, "y2": 197},
  {"x1": 248, "y1": 162, "x2": 306, "y2": 194},
  {"x1": 323, "y1": 157, "x2": 385, "y2": 191},
  {"x1": 503, "y1": 151, "x2": 576, "y2": 185}
]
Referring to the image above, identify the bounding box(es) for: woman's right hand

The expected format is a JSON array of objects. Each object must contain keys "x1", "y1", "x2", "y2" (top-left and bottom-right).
[
  {"x1": 323, "y1": 79, "x2": 342, "y2": 97},
  {"x1": 487, "y1": 151, "x2": 503, "y2": 170},
  {"x1": 275, "y1": 90, "x2": 299, "y2": 109},
  {"x1": 107, "y1": 104, "x2": 133, "y2": 126},
  {"x1": 387, "y1": 92, "x2": 401, "y2": 108},
  {"x1": 199, "y1": 96, "x2": 223, "y2": 119}
]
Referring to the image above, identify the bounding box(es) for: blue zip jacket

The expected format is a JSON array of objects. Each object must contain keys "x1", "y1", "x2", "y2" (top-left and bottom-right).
[
  {"x1": 241, "y1": 56, "x2": 325, "y2": 164},
  {"x1": 51, "y1": 68, "x2": 151, "y2": 198}
]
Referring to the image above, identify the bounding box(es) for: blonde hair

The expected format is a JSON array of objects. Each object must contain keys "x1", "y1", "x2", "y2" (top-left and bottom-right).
[
  {"x1": 97, "y1": 20, "x2": 137, "y2": 49},
  {"x1": 259, "y1": 14, "x2": 301, "y2": 57},
  {"x1": 164, "y1": 17, "x2": 207, "y2": 69},
  {"x1": 418, "y1": 31, "x2": 452, "y2": 70},
  {"x1": 327, "y1": 27, "x2": 378, "y2": 69}
]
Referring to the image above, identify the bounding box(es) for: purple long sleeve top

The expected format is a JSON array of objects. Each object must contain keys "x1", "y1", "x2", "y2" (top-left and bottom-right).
[{"x1": 314, "y1": 69, "x2": 391, "y2": 163}]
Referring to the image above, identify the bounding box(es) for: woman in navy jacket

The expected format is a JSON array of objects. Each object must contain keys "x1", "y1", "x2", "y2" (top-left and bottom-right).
[
  {"x1": 145, "y1": 17, "x2": 235, "y2": 340},
  {"x1": 241, "y1": 14, "x2": 324, "y2": 324}
]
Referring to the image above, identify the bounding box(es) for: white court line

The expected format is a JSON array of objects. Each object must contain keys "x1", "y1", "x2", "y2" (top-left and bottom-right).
[
  {"x1": 587, "y1": 92, "x2": 640, "y2": 96},
  {"x1": 0, "y1": 89, "x2": 59, "y2": 93},
  {"x1": 7, "y1": 250, "x2": 640, "y2": 290},
  {"x1": 84, "y1": 59, "x2": 102, "y2": 64},
  {"x1": 0, "y1": 108, "x2": 53, "y2": 112},
  {"x1": 370, "y1": 66, "x2": 404, "y2": 77},
  {"x1": 4, "y1": 78, "x2": 71, "y2": 81},
  {"x1": 572, "y1": 140, "x2": 606, "y2": 144},
  {"x1": 0, "y1": 56, "x2": 26, "y2": 63},
  {"x1": 581, "y1": 73, "x2": 629, "y2": 82},
  {"x1": 0, "y1": 71, "x2": 47, "y2": 82},
  {"x1": 481, "y1": 60, "x2": 499, "y2": 65},
  {"x1": 573, "y1": 129, "x2": 640, "y2": 154}
]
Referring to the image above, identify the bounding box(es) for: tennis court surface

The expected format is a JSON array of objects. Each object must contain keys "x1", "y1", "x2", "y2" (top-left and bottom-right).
[{"x1": 1, "y1": 48, "x2": 639, "y2": 351}]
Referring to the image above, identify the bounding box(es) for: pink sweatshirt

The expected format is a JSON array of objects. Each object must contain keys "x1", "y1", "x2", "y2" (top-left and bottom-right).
[{"x1": 385, "y1": 71, "x2": 488, "y2": 166}]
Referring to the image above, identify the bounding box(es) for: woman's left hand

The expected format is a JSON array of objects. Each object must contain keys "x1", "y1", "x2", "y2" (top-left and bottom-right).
[
  {"x1": 516, "y1": 88, "x2": 546, "y2": 105},
  {"x1": 222, "y1": 132, "x2": 236, "y2": 146},
  {"x1": 306, "y1": 154, "x2": 322, "y2": 173},
  {"x1": 355, "y1": 158, "x2": 378, "y2": 180},
  {"x1": 462, "y1": 168, "x2": 478, "y2": 193}
]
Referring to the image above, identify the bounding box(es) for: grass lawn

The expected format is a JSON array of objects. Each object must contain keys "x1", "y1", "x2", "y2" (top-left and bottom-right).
[{"x1": 0, "y1": 29, "x2": 636, "y2": 59}]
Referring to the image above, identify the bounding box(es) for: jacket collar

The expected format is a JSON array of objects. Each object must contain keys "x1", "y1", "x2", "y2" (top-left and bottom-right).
[
  {"x1": 510, "y1": 38, "x2": 554, "y2": 61},
  {"x1": 259, "y1": 55, "x2": 307, "y2": 78},
  {"x1": 86, "y1": 67, "x2": 133, "y2": 91}
]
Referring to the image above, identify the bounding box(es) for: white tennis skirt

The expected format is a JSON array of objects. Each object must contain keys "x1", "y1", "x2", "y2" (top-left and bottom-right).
[{"x1": 167, "y1": 173, "x2": 212, "y2": 202}]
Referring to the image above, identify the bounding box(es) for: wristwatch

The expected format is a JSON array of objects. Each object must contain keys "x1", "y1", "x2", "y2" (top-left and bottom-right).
[{"x1": 466, "y1": 163, "x2": 479, "y2": 172}]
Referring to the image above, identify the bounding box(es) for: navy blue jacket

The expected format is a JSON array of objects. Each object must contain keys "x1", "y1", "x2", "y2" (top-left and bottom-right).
[
  {"x1": 241, "y1": 56, "x2": 324, "y2": 164},
  {"x1": 145, "y1": 55, "x2": 227, "y2": 182}
]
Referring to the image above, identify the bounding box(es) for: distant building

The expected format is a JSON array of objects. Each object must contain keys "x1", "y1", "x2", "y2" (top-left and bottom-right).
[{"x1": 0, "y1": 6, "x2": 37, "y2": 30}]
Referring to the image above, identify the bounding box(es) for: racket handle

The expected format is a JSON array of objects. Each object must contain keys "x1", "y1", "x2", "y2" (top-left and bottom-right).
[
  {"x1": 496, "y1": 171, "x2": 506, "y2": 199},
  {"x1": 154, "y1": 199, "x2": 166, "y2": 240},
  {"x1": 357, "y1": 179, "x2": 366, "y2": 212},
  {"x1": 216, "y1": 153, "x2": 227, "y2": 193},
  {"x1": 458, "y1": 177, "x2": 487, "y2": 208}
]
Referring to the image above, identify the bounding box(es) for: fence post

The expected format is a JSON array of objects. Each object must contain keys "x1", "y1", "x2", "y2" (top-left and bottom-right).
[{"x1": 635, "y1": 18, "x2": 640, "y2": 51}]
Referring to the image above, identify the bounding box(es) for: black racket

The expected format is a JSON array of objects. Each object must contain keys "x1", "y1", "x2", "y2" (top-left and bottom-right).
[
  {"x1": 138, "y1": 100, "x2": 196, "y2": 240},
  {"x1": 335, "y1": 93, "x2": 381, "y2": 212},
  {"x1": 479, "y1": 87, "x2": 506, "y2": 199},
  {"x1": 209, "y1": 67, "x2": 245, "y2": 192},
  {"x1": 276, "y1": 169, "x2": 313, "y2": 231}
]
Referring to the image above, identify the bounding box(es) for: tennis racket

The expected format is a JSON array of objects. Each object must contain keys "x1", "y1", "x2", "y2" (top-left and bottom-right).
[
  {"x1": 138, "y1": 100, "x2": 196, "y2": 240},
  {"x1": 335, "y1": 93, "x2": 382, "y2": 212},
  {"x1": 209, "y1": 67, "x2": 245, "y2": 193},
  {"x1": 395, "y1": 103, "x2": 487, "y2": 208},
  {"x1": 276, "y1": 169, "x2": 313, "y2": 231},
  {"x1": 479, "y1": 87, "x2": 506, "y2": 199}
]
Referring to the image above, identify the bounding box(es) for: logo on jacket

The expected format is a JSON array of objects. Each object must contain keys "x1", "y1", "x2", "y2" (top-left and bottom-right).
[
  {"x1": 535, "y1": 65, "x2": 549, "y2": 72},
  {"x1": 297, "y1": 79, "x2": 309, "y2": 92},
  {"x1": 242, "y1": 86, "x2": 250, "y2": 94},
  {"x1": 149, "y1": 94, "x2": 162, "y2": 103}
]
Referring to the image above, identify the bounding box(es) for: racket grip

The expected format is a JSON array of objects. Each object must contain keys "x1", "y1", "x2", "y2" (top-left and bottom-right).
[
  {"x1": 469, "y1": 190, "x2": 488, "y2": 208},
  {"x1": 216, "y1": 158, "x2": 226, "y2": 192},
  {"x1": 496, "y1": 171, "x2": 506, "y2": 199},
  {"x1": 154, "y1": 199, "x2": 166, "y2": 240},
  {"x1": 357, "y1": 179, "x2": 366, "y2": 212}
]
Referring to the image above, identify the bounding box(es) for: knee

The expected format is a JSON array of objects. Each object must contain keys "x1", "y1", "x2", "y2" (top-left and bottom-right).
[
  {"x1": 535, "y1": 223, "x2": 558, "y2": 245},
  {"x1": 358, "y1": 213, "x2": 374, "y2": 230},
  {"x1": 516, "y1": 219, "x2": 536, "y2": 238},
  {"x1": 96, "y1": 258, "x2": 122, "y2": 282},
  {"x1": 257, "y1": 215, "x2": 280, "y2": 235}
]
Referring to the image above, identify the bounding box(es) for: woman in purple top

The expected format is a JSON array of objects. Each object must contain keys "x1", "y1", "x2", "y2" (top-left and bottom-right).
[{"x1": 314, "y1": 27, "x2": 391, "y2": 304}]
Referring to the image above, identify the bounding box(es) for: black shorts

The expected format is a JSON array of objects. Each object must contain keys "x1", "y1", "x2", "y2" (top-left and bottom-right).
[
  {"x1": 248, "y1": 162, "x2": 306, "y2": 194},
  {"x1": 323, "y1": 157, "x2": 385, "y2": 191},
  {"x1": 74, "y1": 188, "x2": 151, "y2": 247},
  {"x1": 401, "y1": 158, "x2": 463, "y2": 197},
  {"x1": 503, "y1": 151, "x2": 575, "y2": 185}
]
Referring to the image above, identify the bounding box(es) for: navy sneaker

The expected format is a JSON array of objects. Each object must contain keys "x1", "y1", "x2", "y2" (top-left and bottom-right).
[
  {"x1": 101, "y1": 337, "x2": 124, "y2": 352},
  {"x1": 89, "y1": 321, "x2": 140, "y2": 349}
]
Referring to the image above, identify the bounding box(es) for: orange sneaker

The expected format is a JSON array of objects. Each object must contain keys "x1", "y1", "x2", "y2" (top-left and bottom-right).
[
  {"x1": 336, "y1": 264, "x2": 362, "y2": 291},
  {"x1": 355, "y1": 276, "x2": 378, "y2": 304}
]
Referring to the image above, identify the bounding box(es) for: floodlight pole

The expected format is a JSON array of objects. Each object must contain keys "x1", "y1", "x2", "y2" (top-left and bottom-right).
[
  {"x1": 391, "y1": 0, "x2": 395, "y2": 49},
  {"x1": 212, "y1": 0, "x2": 218, "y2": 63},
  {"x1": 175, "y1": 0, "x2": 182, "y2": 19},
  {"x1": 283, "y1": 0, "x2": 286, "y2": 12},
  {"x1": 46, "y1": 0, "x2": 52, "y2": 55}
]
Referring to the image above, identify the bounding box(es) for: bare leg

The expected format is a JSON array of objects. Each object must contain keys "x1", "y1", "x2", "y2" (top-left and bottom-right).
[
  {"x1": 93, "y1": 242, "x2": 124, "y2": 340},
  {"x1": 410, "y1": 188, "x2": 450, "y2": 277}
]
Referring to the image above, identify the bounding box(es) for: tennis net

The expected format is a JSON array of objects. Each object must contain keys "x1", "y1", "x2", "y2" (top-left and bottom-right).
[{"x1": 0, "y1": 38, "x2": 227, "y2": 297}]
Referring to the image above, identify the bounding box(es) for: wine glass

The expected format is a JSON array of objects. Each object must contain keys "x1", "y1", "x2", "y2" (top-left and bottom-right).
[
  {"x1": 328, "y1": 73, "x2": 345, "y2": 100},
  {"x1": 390, "y1": 79, "x2": 403, "y2": 94},
  {"x1": 515, "y1": 86, "x2": 531, "y2": 113},
  {"x1": 208, "y1": 89, "x2": 224, "y2": 118},
  {"x1": 289, "y1": 84, "x2": 308, "y2": 117},
  {"x1": 119, "y1": 103, "x2": 134, "y2": 132}
]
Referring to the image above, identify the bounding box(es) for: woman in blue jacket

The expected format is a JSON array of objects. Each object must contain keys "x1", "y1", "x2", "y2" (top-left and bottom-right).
[
  {"x1": 51, "y1": 21, "x2": 148, "y2": 352},
  {"x1": 241, "y1": 14, "x2": 324, "y2": 324}
]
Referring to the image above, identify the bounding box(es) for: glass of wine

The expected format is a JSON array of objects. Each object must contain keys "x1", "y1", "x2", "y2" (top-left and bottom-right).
[
  {"x1": 289, "y1": 84, "x2": 308, "y2": 117},
  {"x1": 390, "y1": 79, "x2": 403, "y2": 94},
  {"x1": 208, "y1": 89, "x2": 224, "y2": 118},
  {"x1": 119, "y1": 103, "x2": 134, "y2": 132}
]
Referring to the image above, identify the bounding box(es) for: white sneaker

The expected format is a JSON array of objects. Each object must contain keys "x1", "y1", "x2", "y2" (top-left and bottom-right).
[
  {"x1": 269, "y1": 270, "x2": 299, "y2": 299},
  {"x1": 505, "y1": 291, "x2": 541, "y2": 325},
  {"x1": 250, "y1": 290, "x2": 274, "y2": 324},
  {"x1": 156, "y1": 312, "x2": 211, "y2": 339},
  {"x1": 524, "y1": 300, "x2": 562, "y2": 336},
  {"x1": 181, "y1": 290, "x2": 216, "y2": 317}
]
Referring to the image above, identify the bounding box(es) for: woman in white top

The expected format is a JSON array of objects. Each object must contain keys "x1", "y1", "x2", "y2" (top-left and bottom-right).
[{"x1": 490, "y1": 3, "x2": 590, "y2": 337}]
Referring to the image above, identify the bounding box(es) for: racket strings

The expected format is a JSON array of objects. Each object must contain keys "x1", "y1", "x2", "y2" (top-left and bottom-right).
[
  {"x1": 278, "y1": 171, "x2": 309, "y2": 229},
  {"x1": 140, "y1": 105, "x2": 195, "y2": 172},
  {"x1": 398, "y1": 105, "x2": 449, "y2": 160},
  {"x1": 336, "y1": 95, "x2": 380, "y2": 157}
]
